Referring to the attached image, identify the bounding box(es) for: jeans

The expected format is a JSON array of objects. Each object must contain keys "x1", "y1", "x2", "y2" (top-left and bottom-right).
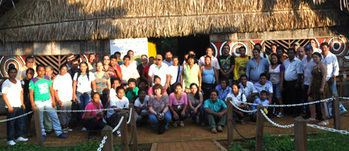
[
  {"x1": 77, "y1": 92, "x2": 91, "y2": 111},
  {"x1": 7, "y1": 107, "x2": 24, "y2": 140},
  {"x1": 207, "y1": 113, "x2": 226, "y2": 128},
  {"x1": 327, "y1": 80, "x2": 338, "y2": 96},
  {"x1": 189, "y1": 106, "x2": 205, "y2": 123},
  {"x1": 149, "y1": 111, "x2": 171, "y2": 129},
  {"x1": 58, "y1": 100, "x2": 72, "y2": 126},
  {"x1": 171, "y1": 109, "x2": 188, "y2": 121},
  {"x1": 35, "y1": 100, "x2": 63, "y2": 136}
]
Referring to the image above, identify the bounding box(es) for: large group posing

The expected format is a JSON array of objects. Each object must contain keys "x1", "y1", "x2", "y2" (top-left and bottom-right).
[{"x1": 2, "y1": 41, "x2": 339, "y2": 145}]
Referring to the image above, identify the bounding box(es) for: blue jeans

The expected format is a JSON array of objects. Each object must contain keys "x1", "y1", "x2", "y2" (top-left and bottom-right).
[
  {"x1": 189, "y1": 106, "x2": 205, "y2": 123},
  {"x1": 35, "y1": 100, "x2": 63, "y2": 136},
  {"x1": 7, "y1": 107, "x2": 24, "y2": 140},
  {"x1": 77, "y1": 92, "x2": 91, "y2": 111},
  {"x1": 149, "y1": 111, "x2": 171, "y2": 129},
  {"x1": 327, "y1": 80, "x2": 338, "y2": 96}
]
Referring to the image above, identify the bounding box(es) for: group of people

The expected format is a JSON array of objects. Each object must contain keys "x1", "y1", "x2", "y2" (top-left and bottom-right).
[{"x1": 2, "y1": 41, "x2": 339, "y2": 145}]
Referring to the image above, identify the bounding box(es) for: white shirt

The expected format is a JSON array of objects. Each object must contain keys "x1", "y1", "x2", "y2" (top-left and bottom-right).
[
  {"x1": 2, "y1": 79, "x2": 23, "y2": 108},
  {"x1": 302, "y1": 57, "x2": 316, "y2": 86},
  {"x1": 239, "y1": 81, "x2": 258, "y2": 97},
  {"x1": 120, "y1": 64, "x2": 140, "y2": 83},
  {"x1": 225, "y1": 92, "x2": 246, "y2": 106},
  {"x1": 163, "y1": 60, "x2": 173, "y2": 66},
  {"x1": 322, "y1": 52, "x2": 339, "y2": 81},
  {"x1": 109, "y1": 88, "x2": 117, "y2": 101},
  {"x1": 254, "y1": 81, "x2": 273, "y2": 95},
  {"x1": 198, "y1": 55, "x2": 221, "y2": 70},
  {"x1": 107, "y1": 96, "x2": 129, "y2": 118},
  {"x1": 169, "y1": 65, "x2": 183, "y2": 85},
  {"x1": 134, "y1": 95, "x2": 149, "y2": 115},
  {"x1": 313, "y1": 48, "x2": 322, "y2": 54},
  {"x1": 148, "y1": 63, "x2": 170, "y2": 86},
  {"x1": 283, "y1": 58, "x2": 303, "y2": 81},
  {"x1": 53, "y1": 73, "x2": 73, "y2": 101},
  {"x1": 73, "y1": 72, "x2": 95, "y2": 93}
]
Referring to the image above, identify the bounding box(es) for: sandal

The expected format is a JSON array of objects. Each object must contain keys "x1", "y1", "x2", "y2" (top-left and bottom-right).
[
  {"x1": 318, "y1": 120, "x2": 329, "y2": 126},
  {"x1": 306, "y1": 118, "x2": 316, "y2": 123}
]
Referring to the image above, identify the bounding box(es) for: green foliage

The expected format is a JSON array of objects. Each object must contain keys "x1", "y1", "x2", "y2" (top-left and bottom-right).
[
  {"x1": 262, "y1": 133, "x2": 294, "y2": 151},
  {"x1": 230, "y1": 142, "x2": 248, "y2": 151},
  {"x1": 0, "y1": 142, "x2": 121, "y2": 151},
  {"x1": 308, "y1": 132, "x2": 349, "y2": 151}
]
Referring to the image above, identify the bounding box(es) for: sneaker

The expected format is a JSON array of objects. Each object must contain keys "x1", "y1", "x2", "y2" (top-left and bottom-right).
[
  {"x1": 7, "y1": 140, "x2": 16, "y2": 146},
  {"x1": 15, "y1": 137, "x2": 28, "y2": 142},
  {"x1": 173, "y1": 122, "x2": 178, "y2": 128},
  {"x1": 179, "y1": 121, "x2": 184, "y2": 127},
  {"x1": 81, "y1": 127, "x2": 87, "y2": 132},
  {"x1": 63, "y1": 128, "x2": 69, "y2": 133},
  {"x1": 217, "y1": 125, "x2": 223, "y2": 132},
  {"x1": 57, "y1": 134, "x2": 68, "y2": 138},
  {"x1": 116, "y1": 130, "x2": 121, "y2": 137},
  {"x1": 42, "y1": 135, "x2": 46, "y2": 141},
  {"x1": 276, "y1": 112, "x2": 284, "y2": 118},
  {"x1": 211, "y1": 128, "x2": 217, "y2": 134},
  {"x1": 66, "y1": 127, "x2": 73, "y2": 132}
]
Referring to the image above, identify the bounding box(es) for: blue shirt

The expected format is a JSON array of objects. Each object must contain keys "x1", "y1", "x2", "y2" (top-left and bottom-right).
[
  {"x1": 252, "y1": 98, "x2": 269, "y2": 110},
  {"x1": 215, "y1": 85, "x2": 232, "y2": 100},
  {"x1": 246, "y1": 57, "x2": 269, "y2": 82},
  {"x1": 204, "y1": 99, "x2": 227, "y2": 112}
]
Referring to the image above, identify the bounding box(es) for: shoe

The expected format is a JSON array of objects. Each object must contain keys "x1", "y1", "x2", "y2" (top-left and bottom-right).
[
  {"x1": 217, "y1": 125, "x2": 223, "y2": 132},
  {"x1": 276, "y1": 112, "x2": 284, "y2": 118},
  {"x1": 318, "y1": 120, "x2": 329, "y2": 126},
  {"x1": 173, "y1": 122, "x2": 178, "y2": 128},
  {"x1": 66, "y1": 127, "x2": 73, "y2": 132},
  {"x1": 15, "y1": 137, "x2": 28, "y2": 142},
  {"x1": 63, "y1": 128, "x2": 69, "y2": 133},
  {"x1": 57, "y1": 134, "x2": 68, "y2": 138},
  {"x1": 7, "y1": 140, "x2": 16, "y2": 146},
  {"x1": 116, "y1": 130, "x2": 121, "y2": 137},
  {"x1": 42, "y1": 135, "x2": 46, "y2": 141},
  {"x1": 211, "y1": 128, "x2": 217, "y2": 134},
  {"x1": 306, "y1": 118, "x2": 316, "y2": 123},
  {"x1": 81, "y1": 127, "x2": 87, "y2": 132},
  {"x1": 179, "y1": 121, "x2": 184, "y2": 127}
]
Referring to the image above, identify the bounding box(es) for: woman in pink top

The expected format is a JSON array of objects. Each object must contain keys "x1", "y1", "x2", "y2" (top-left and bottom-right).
[
  {"x1": 168, "y1": 83, "x2": 188, "y2": 127},
  {"x1": 82, "y1": 93, "x2": 106, "y2": 140}
]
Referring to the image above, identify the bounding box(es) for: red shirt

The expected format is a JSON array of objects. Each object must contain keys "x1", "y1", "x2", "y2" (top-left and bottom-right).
[{"x1": 142, "y1": 65, "x2": 150, "y2": 78}]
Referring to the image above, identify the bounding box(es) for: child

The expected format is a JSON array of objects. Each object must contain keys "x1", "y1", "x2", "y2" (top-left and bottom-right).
[
  {"x1": 125, "y1": 78, "x2": 139, "y2": 103},
  {"x1": 134, "y1": 89, "x2": 149, "y2": 124},
  {"x1": 138, "y1": 80, "x2": 149, "y2": 94},
  {"x1": 251, "y1": 90, "x2": 269, "y2": 121},
  {"x1": 108, "y1": 78, "x2": 121, "y2": 107}
]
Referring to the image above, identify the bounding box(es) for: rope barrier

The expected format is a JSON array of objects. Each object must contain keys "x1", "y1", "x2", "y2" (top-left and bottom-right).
[
  {"x1": 127, "y1": 108, "x2": 132, "y2": 124},
  {"x1": 306, "y1": 124, "x2": 349, "y2": 135},
  {"x1": 97, "y1": 135, "x2": 108, "y2": 151},
  {"x1": 230, "y1": 101, "x2": 257, "y2": 113},
  {"x1": 112, "y1": 116, "x2": 124, "y2": 133},
  {"x1": 259, "y1": 109, "x2": 294, "y2": 128},
  {"x1": 0, "y1": 111, "x2": 33, "y2": 123},
  {"x1": 247, "y1": 98, "x2": 333, "y2": 107}
]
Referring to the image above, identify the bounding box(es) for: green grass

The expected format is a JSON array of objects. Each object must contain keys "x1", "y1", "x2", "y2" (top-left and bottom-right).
[{"x1": 0, "y1": 142, "x2": 121, "y2": 151}]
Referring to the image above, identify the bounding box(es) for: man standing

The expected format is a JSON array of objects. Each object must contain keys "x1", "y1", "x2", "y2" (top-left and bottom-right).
[
  {"x1": 17, "y1": 56, "x2": 37, "y2": 80},
  {"x1": 246, "y1": 49, "x2": 269, "y2": 83},
  {"x1": 68, "y1": 58, "x2": 80, "y2": 80},
  {"x1": 148, "y1": 54, "x2": 171, "y2": 90},
  {"x1": 283, "y1": 48, "x2": 303, "y2": 117},
  {"x1": 163, "y1": 51, "x2": 173, "y2": 66},
  {"x1": 321, "y1": 42, "x2": 339, "y2": 96},
  {"x1": 218, "y1": 44, "x2": 235, "y2": 86},
  {"x1": 297, "y1": 47, "x2": 306, "y2": 61},
  {"x1": 302, "y1": 45, "x2": 317, "y2": 118},
  {"x1": 29, "y1": 64, "x2": 68, "y2": 141},
  {"x1": 198, "y1": 47, "x2": 220, "y2": 70},
  {"x1": 234, "y1": 46, "x2": 250, "y2": 81},
  {"x1": 66, "y1": 54, "x2": 76, "y2": 71},
  {"x1": 204, "y1": 90, "x2": 227, "y2": 134}
]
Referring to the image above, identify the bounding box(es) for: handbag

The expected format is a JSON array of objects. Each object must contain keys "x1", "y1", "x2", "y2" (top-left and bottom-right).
[{"x1": 325, "y1": 101, "x2": 347, "y2": 119}]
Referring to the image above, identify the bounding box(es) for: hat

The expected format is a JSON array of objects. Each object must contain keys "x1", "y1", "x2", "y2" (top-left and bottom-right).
[
  {"x1": 292, "y1": 42, "x2": 300, "y2": 46},
  {"x1": 304, "y1": 44, "x2": 313, "y2": 50}
]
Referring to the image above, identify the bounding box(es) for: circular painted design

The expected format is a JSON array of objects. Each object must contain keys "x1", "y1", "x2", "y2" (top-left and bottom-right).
[
  {"x1": 230, "y1": 42, "x2": 248, "y2": 57},
  {"x1": 324, "y1": 37, "x2": 348, "y2": 56},
  {"x1": 0, "y1": 56, "x2": 24, "y2": 77},
  {"x1": 210, "y1": 42, "x2": 218, "y2": 57},
  {"x1": 310, "y1": 39, "x2": 321, "y2": 50},
  {"x1": 219, "y1": 41, "x2": 228, "y2": 56},
  {"x1": 79, "y1": 55, "x2": 88, "y2": 62}
]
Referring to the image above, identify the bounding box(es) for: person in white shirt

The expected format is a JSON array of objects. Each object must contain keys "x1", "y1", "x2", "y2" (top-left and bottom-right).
[
  {"x1": 168, "y1": 56, "x2": 183, "y2": 92},
  {"x1": 321, "y1": 42, "x2": 339, "y2": 96},
  {"x1": 238, "y1": 75, "x2": 258, "y2": 103},
  {"x1": 134, "y1": 89, "x2": 149, "y2": 121},
  {"x1": 148, "y1": 54, "x2": 171, "y2": 89},
  {"x1": 16, "y1": 56, "x2": 37, "y2": 81},
  {"x1": 310, "y1": 39, "x2": 322, "y2": 53},
  {"x1": 2, "y1": 67, "x2": 28, "y2": 145},
  {"x1": 108, "y1": 78, "x2": 122, "y2": 107},
  {"x1": 53, "y1": 65, "x2": 73, "y2": 133},
  {"x1": 121, "y1": 55, "x2": 140, "y2": 83},
  {"x1": 127, "y1": 50, "x2": 138, "y2": 68},
  {"x1": 198, "y1": 47, "x2": 221, "y2": 70},
  {"x1": 163, "y1": 51, "x2": 173, "y2": 66},
  {"x1": 283, "y1": 48, "x2": 303, "y2": 117},
  {"x1": 302, "y1": 45, "x2": 317, "y2": 118},
  {"x1": 225, "y1": 83, "x2": 247, "y2": 124},
  {"x1": 254, "y1": 73, "x2": 273, "y2": 104}
]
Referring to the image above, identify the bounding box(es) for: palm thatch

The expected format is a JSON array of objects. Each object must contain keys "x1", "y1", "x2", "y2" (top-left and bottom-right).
[{"x1": 0, "y1": 0, "x2": 348, "y2": 42}]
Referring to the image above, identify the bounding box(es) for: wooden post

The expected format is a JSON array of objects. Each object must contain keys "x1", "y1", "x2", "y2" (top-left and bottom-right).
[
  {"x1": 226, "y1": 98, "x2": 234, "y2": 145},
  {"x1": 130, "y1": 103, "x2": 138, "y2": 150},
  {"x1": 333, "y1": 97, "x2": 341, "y2": 129},
  {"x1": 33, "y1": 107, "x2": 43, "y2": 145},
  {"x1": 101, "y1": 125, "x2": 113, "y2": 151},
  {"x1": 120, "y1": 111, "x2": 129, "y2": 151},
  {"x1": 255, "y1": 104, "x2": 264, "y2": 151},
  {"x1": 294, "y1": 116, "x2": 307, "y2": 151}
]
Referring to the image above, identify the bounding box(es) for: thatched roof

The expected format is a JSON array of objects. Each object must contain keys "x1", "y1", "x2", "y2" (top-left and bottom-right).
[{"x1": 0, "y1": 0, "x2": 348, "y2": 42}]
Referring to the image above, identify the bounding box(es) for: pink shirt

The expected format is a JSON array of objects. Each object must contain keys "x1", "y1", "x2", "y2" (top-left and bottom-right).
[
  {"x1": 168, "y1": 92, "x2": 188, "y2": 111},
  {"x1": 82, "y1": 102, "x2": 103, "y2": 120}
]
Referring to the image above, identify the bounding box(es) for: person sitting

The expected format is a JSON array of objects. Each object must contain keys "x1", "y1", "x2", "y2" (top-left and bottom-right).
[
  {"x1": 134, "y1": 89, "x2": 149, "y2": 124},
  {"x1": 81, "y1": 92, "x2": 106, "y2": 140},
  {"x1": 148, "y1": 75, "x2": 167, "y2": 95},
  {"x1": 204, "y1": 89, "x2": 227, "y2": 134},
  {"x1": 125, "y1": 78, "x2": 139, "y2": 103},
  {"x1": 251, "y1": 90, "x2": 270, "y2": 121},
  {"x1": 106, "y1": 86, "x2": 129, "y2": 136},
  {"x1": 225, "y1": 83, "x2": 247, "y2": 124},
  {"x1": 254, "y1": 73, "x2": 273, "y2": 104},
  {"x1": 187, "y1": 83, "x2": 205, "y2": 126},
  {"x1": 168, "y1": 83, "x2": 188, "y2": 127},
  {"x1": 148, "y1": 84, "x2": 171, "y2": 134},
  {"x1": 215, "y1": 79, "x2": 231, "y2": 100},
  {"x1": 138, "y1": 79, "x2": 149, "y2": 94},
  {"x1": 108, "y1": 78, "x2": 121, "y2": 107},
  {"x1": 239, "y1": 75, "x2": 258, "y2": 103}
]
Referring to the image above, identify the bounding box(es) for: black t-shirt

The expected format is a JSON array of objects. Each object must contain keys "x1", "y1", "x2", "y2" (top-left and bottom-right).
[
  {"x1": 218, "y1": 55, "x2": 235, "y2": 79},
  {"x1": 137, "y1": 64, "x2": 145, "y2": 77}
]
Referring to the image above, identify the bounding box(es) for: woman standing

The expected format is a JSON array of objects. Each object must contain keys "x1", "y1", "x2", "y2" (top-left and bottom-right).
[
  {"x1": 307, "y1": 52, "x2": 331, "y2": 126},
  {"x1": 148, "y1": 84, "x2": 171, "y2": 134},
  {"x1": 22, "y1": 68, "x2": 34, "y2": 137},
  {"x1": 182, "y1": 55, "x2": 201, "y2": 93},
  {"x1": 168, "y1": 83, "x2": 188, "y2": 127},
  {"x1": 268, "y1": 54, "x2": 285, "y2": 117},
  {"x1": 187, "y1": 83, "x2": 205, "y2": 126},
  {"x1": 103, "y1": 55, "x2": 114, "y2": 78},
  {"x1": 95, "y1": 62, "x2": 111, "y2": 95},
  {"x1": 53, "y1": 65, "x2": 73, "y2": 133},
  {"x1": 200, "y1": 56, "x2": 219, "y2": 100}
]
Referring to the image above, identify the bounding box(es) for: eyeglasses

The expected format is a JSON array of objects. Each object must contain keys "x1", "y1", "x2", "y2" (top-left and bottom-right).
[{"x1": 156, "y1": 59, "x2": 161, "y2": 61}]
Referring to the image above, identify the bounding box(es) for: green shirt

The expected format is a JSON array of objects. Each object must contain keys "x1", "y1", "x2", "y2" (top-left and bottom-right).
[
  {"x1": 183, "y1": 64, "x2": 200, "y2": 89},
  {"x1": 204, "y1": 98, "x2": 227, "y2": 112},
  {"x1": 125, "y1": 87, "x2": 139, "y2": 101},
  {"x1": 29, "y1": 76, "x2": 52, "y2": 101}
]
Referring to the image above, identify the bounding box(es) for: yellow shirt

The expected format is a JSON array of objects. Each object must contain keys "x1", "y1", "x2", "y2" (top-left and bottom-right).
[{"x1": 234, "y1": 56, "x2": 250, "y2": 80}]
